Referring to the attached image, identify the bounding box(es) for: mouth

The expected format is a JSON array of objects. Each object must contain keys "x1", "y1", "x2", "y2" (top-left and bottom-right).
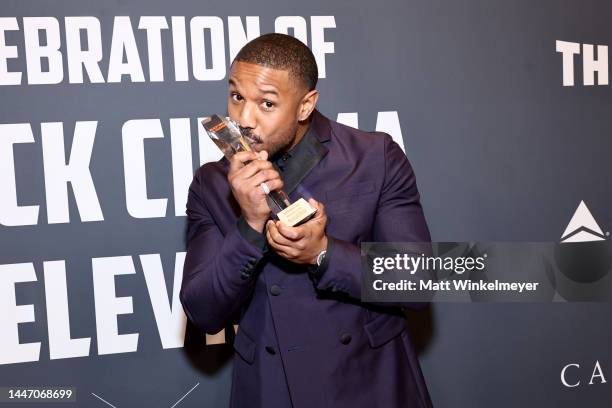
[{"x1": 241, "y1": 131, "x2": 263, "y2": 145}]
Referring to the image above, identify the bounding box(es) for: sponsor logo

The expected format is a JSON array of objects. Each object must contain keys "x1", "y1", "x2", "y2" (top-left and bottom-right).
[
  {"x1": 561, "y1": 200, "x2": 606, "y2": 243},
  {"x1": 554, "y1": 200, "x2": 611, "y2": 291}
]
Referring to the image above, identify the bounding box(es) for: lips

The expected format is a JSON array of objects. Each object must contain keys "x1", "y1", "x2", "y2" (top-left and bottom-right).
[{"x1": 243, "y1": 135, "x2": 262, "y2": 145}]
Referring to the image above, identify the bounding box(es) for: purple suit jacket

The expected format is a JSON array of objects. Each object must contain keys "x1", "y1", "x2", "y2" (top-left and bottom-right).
[{"x1": 180, "y1": 111, "x2": 433, "y2": 408}]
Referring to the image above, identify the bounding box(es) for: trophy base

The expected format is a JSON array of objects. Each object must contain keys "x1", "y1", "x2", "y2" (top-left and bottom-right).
[{"x1": 276, "y1": 198, "x2": 317, "y2": 227}]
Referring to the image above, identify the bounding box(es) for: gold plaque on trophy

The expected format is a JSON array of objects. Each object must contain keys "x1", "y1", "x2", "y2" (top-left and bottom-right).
[{"x1": 277, "y1": 198, "x2": 317, "y2": 227}]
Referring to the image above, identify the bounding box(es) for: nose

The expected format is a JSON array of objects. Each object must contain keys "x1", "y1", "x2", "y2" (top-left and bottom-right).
[{"x1": 237, "y1": 103, "x2": 256, "y2": 130}]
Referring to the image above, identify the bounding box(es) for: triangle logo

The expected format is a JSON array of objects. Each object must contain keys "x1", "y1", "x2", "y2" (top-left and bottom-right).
[{"x1": 561, "y1": 201, "x2": 606, "y2": 243}]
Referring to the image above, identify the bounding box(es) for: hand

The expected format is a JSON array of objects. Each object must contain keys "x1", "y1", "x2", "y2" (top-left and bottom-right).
[
  {"x1": 266, "y1": 198, "x2": 328, "y2": 264},
  {"x1": 227, "y1": 150, "x2": 284, "y2": 233}
]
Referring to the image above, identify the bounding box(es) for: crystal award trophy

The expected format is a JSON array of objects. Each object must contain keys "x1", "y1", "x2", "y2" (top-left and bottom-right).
[{"x1": 201, "y1": 114, "x2": 317, "y2": 227}]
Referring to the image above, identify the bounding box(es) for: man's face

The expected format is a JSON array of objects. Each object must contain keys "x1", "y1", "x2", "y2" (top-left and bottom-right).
[{"x1": 227, "y1": 61, "x2": 304, "y2": 157}]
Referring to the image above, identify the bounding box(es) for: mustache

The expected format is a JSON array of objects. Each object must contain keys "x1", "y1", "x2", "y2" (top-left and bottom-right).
[{"x1": 240, "y1": 127, "x2": 263, "y2": 144}]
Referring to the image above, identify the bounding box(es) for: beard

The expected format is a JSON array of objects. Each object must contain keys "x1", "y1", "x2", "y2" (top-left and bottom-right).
[
  {"x1": 240, "y1": 127, "x2": 263, "y2": 147},
  {"x1": 242, "y1": 124, "x2": 298, "y2": 158}
]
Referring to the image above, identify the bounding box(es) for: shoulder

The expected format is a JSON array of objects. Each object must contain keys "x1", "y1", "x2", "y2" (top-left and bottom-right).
[
  {"x1": 189, "y1": 159, "x2": 229, "y2": 201},
  {"x1": 193, "y1": 158, "x2": 228, "y2": 182},
  {"x1": 325, "y1": 117, "x2": 399, "y2": 165},
  {"x1": 329, "y1": 118, "x2": 390, "y2": 148}
]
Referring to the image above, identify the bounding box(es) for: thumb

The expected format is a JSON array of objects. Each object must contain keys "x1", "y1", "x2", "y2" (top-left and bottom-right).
[
  {"x1": 308, "y1": 198, "x2": 325, "y2": 216},
  {"x1": 308, "y1": 198, "x2": 319, "y2": 209}
]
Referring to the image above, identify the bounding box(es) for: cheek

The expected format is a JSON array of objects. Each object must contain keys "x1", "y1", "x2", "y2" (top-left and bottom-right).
[
  {"x1": 269, "y1": 125, "x2": 292, "y2": 147},
  {"x1": 258, "y1": 113, "x2": 297, "y2": 148},
  {"x1": 259, "y1": 118, "x2": 281, "y2": 140},
  {"x1": 227, "y1": 103, "x2": 239, "y2": 120}
]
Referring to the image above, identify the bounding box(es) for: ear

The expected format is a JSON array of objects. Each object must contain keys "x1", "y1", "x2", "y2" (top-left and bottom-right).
[{"x1": 297, "y1": 89, "x2": 320, "y2": 122}]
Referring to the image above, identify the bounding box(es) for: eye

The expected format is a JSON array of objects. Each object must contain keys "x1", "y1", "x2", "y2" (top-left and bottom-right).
[
  {"x1": 230, "y1": 92, "x2": 243, "y2": 102},
  {"x1": 261, "y1": 100, "x2": 275, "y2": 111}
]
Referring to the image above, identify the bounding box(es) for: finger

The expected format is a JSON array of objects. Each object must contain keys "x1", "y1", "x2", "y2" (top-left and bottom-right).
[
  {"x1": 251, "y1": 179, "x2": 284, "y2": 198},
  {"x1": 238, "y1": 179, "x2": 282, "y2": 202},
  {"x1": 266, "y1": 227, "x2": 301, "y2": 257},
  {"x1": 307, "y1": 199, "x2": 326, "y2": 223},
  {"x1": 249, "y1": 171, "x2": 283, "y2": 189},
  {"x1": 269, "y1": 245, "x2": 296, "y2": 260},
  {"x1": 268, "y1": 221, "x2": 305, "y2": 250},
  {"x1": 228, "y1": 151, "x2": 258, "y2": 174},
  {"x1": 262, "y1": 178, "x2": 284, "y2": 192},
  {"x1": 308, "y1": 198, "x2": 320, "y2": 211},
  {"x1": 257, "y1": 150, "x2": 269, "y2": 161},
  {"x1": 277, "y1": 221, "x2": 306, "y2": 241},
  {"x1": 236, "y1": 159, "x2": 274, "y2": 180},
  {"x1": 308, "y1": 198, "x2": 325, "y2": 217},
  {"x1": 267, "y1": 221, "x2": 299, "y2": 247},
  {"x1": 266, "y1": 236, "x2": 295, "y2": 257}
]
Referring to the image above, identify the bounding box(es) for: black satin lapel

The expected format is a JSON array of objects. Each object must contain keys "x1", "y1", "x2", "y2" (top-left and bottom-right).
[{"x1": 280, "y1": 133, "x2": 329, "y2": 195}]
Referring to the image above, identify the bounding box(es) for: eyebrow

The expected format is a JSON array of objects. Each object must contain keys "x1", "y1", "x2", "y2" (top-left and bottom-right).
[
  {"x1": 259, "y1": 88, "x2": 279, "y2": 97},
  {"x1": 228, "y1": 78, "x2": 279, "y2": 97}
]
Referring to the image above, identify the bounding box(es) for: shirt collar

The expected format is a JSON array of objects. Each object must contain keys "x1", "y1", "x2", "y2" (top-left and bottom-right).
[{"x1": 272, "y1": 120, "x2": 328, "y2": 195}]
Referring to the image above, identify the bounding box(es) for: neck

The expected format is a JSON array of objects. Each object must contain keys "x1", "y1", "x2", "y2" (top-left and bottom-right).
[{"x1": 286, "y1": 114, "x2": 313, "y2": 151}]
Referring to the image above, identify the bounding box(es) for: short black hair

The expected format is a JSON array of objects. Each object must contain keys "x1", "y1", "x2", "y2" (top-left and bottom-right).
[{"x1": 233, "y1": 33, "x2": 318, "y2": 91}]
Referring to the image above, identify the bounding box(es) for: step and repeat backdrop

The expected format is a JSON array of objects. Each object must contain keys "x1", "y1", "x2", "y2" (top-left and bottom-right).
[{"x1": 1, "y1": 0, "x2": 611, "y2": 406}]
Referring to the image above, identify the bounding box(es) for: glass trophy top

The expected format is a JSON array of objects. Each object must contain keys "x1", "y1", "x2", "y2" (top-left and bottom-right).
[{"x1": 201, "y1": 114, "x2": 251, "y2": 159}]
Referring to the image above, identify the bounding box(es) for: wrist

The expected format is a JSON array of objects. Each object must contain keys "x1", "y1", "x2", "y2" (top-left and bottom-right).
[{"x1": 312, "y1": 235, "x2": 328, "y2": 265}]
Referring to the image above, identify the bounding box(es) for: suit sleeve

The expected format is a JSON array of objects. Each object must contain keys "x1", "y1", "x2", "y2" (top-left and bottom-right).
[
  {"x1": 310, "y1": 134, "x2": 432, "y2": 310},
  {"x1": 179, "y1": 168, "x2": 266, "y2": 334}
]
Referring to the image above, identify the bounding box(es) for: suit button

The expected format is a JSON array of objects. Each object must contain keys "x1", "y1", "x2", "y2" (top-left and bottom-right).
[
  {"x1": 240, "y1": 271, "x2": 251, "y2": 280},
  {"x1": 339, "y1": 333, "x2": 352, "y2": 345},
  {"x1": 247, "y1": 257, "x2": 257, "y2": 266},
  {"x1": 265, "y1": 346, "x2": 276, "y2": 355},
  {"x1": 270, "y1": 284, "x2": 282, "y2": 296}
]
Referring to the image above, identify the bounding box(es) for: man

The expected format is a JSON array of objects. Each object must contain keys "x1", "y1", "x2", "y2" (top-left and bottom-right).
[{"x1": 180, "y1": 33, "x2": 432, "y2": 408}]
